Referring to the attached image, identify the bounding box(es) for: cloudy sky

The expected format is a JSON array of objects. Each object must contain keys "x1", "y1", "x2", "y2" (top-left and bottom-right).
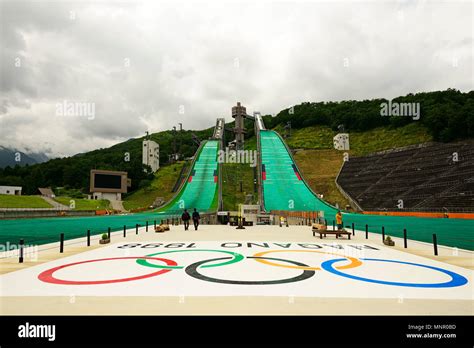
[{"x1": 0, "y1": 0, "x2": 472, "y2": 158}]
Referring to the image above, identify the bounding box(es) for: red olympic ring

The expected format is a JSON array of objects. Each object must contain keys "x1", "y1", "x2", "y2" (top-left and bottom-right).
[{"x1": 38, "y1": 257, "x2": 177, "y2": 285}]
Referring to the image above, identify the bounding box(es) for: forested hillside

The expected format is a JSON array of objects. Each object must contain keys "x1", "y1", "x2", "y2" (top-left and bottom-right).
[{"x1": 0, "y1": 89, "x2": 471, "y2": 196}]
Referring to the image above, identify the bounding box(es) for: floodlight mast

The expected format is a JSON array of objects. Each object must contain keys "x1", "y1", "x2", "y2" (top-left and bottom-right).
[{"x1": 172, "y1": 126, "x2": 177, "y2": 160}]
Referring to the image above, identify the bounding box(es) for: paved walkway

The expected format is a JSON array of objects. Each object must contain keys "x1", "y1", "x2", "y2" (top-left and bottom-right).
[
  {"x1": 1, "y1": 225, "x2": 472, "y2": 315},
  {"x1": 41, "y1": 196, "x2": 70, "y2": 210},
  {"x1": 109, "y1": 199, "x2": 126, "y2": 212}
]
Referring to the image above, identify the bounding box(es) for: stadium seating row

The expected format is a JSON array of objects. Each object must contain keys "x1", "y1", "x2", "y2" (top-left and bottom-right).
[{"x1": 337, "y1": 142, "x2": 474, "y2": 211}]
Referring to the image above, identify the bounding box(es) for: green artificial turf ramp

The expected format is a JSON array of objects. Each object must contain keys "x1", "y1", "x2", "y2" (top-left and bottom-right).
[
  {"x1": 260, "y1": 130, "x2": 336, "y2": 216},
  {"x1": 259, "y1": 130, "x2": 474, "y2": 250},
  {"x1": 157, "y1": 140, "x2": 219, "y2": 213},
  {"x1": 0, "y1": 141, "x2": 219, "y2": 248}
]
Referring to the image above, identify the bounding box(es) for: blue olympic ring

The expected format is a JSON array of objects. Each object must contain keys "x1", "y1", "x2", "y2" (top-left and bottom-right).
[{"x1": 320, "y1": 258, "x2": 468, "y2": 288}]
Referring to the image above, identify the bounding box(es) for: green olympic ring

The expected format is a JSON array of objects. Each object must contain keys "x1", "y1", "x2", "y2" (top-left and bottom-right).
[{"x1": 136, "y1": 249, "x2": 245, "y2": 270}]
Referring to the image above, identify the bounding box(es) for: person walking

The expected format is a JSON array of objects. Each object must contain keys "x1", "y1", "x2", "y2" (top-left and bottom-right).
[
  {"x1": 192, "y1": 208, "x2": 200, "y2": 231},
  {"x1": 181, "y1": 209, "x2": 191, "y2": 231}
]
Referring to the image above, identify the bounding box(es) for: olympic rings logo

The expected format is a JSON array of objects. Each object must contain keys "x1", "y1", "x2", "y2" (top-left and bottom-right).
[{"x1": 38, "y1": 249, "x2": 468, "y2": 288}]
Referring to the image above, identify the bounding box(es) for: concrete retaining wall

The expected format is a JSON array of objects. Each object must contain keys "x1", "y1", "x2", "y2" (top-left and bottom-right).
[{"x1": 0, "y1": 210, "x2": 96, "y2": 220}]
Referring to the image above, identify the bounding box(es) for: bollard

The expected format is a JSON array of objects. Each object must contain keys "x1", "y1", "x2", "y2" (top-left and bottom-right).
[
  {"x1": 108, "y1": 227, "x2": 111, "y2": 240},
  {"x1": 19, "y1": 239, "x2": 24, "y2": 263},
  {"x1": 87, "y1": 230, "x2": 91, "y2": 246},
  {"x1": 136, "y1": 224, "x2": 139, "y2": 235},
  {"x1": 161, "y1": 219, "x2": 164, "y2": 225},
  {"x1": 166, "y1": 219, "x2": 169, "y2": 225},
  {"x1": 382, "y1": 226, "x2": 385, "y2": 241},
  {"x1": 433, "y1": 234, "x2": 438, "y2": 256},
  {"x1": 352, "y1": 223, "x2": 355, "y2": 236},
  {"x1": 332, "y1": 220, "x2": 335, "y2": 231},
  {"x1": 60, "y1": 233, "x2": 64, "y2": 253},
  {"x1": 403, "y1": 229, "x2": 407, "y2": 248},
  {"x1": 123, "y1": 225, "x2": 126, "y2": 238},
  {"x1": 154, "y1": 220, "x2": 157, "y2": 229},
  {"x1": 365, "y1": 224, "x2": 368, "y2": 239},
  {"x1": 146, "y1": 221, "x2": 148, "y2": 232}
]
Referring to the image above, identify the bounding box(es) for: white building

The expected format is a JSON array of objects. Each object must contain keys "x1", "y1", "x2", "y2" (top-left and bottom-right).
[
  {"x1": 333, "y1": 133, "x2": 350, "y2": 151},
  {"x1": 142, "y1": 140, "x2": 160, "y2": 172},
  {"x1": 0, "y1": 185, "x2": 22, "y2": 195},
  {"x1": 240, "y1": 204, "x2": 260, "y2": 224}
]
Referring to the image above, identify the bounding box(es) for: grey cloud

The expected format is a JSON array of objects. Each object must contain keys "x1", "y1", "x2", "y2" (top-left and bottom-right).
[{"x1": 0, "y1": 0, "x2": 472, "y2": 157}]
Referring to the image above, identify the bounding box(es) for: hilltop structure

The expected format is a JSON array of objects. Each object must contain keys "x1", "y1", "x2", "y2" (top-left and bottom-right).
[{"x1": 142, "y1": 139, "x2": 160, "y2": 172}]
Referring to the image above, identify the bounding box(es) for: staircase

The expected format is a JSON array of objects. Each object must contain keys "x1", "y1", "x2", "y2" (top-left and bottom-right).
[
  {"x1": 41, "y1": 196, "x2": 70, "y2": 210},
  {"x1": 110, "y1": 200, "x2": 127, "y2": 213}
]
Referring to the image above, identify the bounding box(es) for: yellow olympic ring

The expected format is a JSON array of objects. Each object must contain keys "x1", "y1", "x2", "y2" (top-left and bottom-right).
[{"x1": 252, "y1": 250, "x2": 362, "y2": 271}]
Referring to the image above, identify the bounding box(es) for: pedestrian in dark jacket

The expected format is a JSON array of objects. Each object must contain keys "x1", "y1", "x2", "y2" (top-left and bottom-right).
[
  {"x1": 192, "y1": 208, "x2": 200, "y2": 231},
  {"x1": 181, "y1": 209, "x2": 190, "y2": 230}
]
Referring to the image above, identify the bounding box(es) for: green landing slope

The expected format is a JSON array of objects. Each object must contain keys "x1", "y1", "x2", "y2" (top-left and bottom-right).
[
  {"x1": 261, "y1": 130, "x2": 336, "y2": 216},
  {"x1": 156, "y1": 140, "x2": 219, "y2": 214},
  {"x1": 259, "y1": 130, "x2": 474, "y2": 250}
]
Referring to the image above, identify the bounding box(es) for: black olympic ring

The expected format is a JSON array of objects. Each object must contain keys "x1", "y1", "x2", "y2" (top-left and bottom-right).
[{"x1": 185, "y1": 256, "x2": 315, "y2": 285}]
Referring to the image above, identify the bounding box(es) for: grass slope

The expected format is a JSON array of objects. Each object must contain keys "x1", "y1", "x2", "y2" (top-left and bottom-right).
[
  {"x1": 54, "y1": 197, "x2": 110, "y2": 210},
  {"x1": 0, "y1": 194, "x2": 52, "y2": 208},
  {"x1": 221, "y1": 141, "x2": 258, "y2": 211},
  {"x1": 289, "y1": 123, "x2": 432, "y2": 209},
  {"x1": 123, "y1": 161, "x2": 185, "y2": 211},
  {"x1": 222, "y1": 163, "x2": 257, "y2": 211},
  {"x1": 278, "y1": 123, "x2": 431, "y2": 154},
  {"x1": 294, "y1": 149, "x2": 350, "y2": 209}
]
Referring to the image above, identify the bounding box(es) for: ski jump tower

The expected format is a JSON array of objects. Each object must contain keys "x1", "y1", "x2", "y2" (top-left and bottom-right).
[{"x1": 231, "y1": 102, "x2": 247, "y2": 150}]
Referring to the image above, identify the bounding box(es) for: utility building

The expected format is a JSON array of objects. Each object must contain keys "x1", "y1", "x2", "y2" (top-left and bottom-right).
[
  {"x1": 142, "y1": 139, "x2": 160, "y2": 172},
  {"x1": 0, "y1": 186, "x2": 22, "y2": 195},
  {"x1": 333, "y1": 133, "x2": 350, "y2": 151}
]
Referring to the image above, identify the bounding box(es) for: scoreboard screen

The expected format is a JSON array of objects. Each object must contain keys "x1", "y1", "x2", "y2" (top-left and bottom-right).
[
  {"x1": 93, "y1": 173, "x2": 122, "y2": 189},
  {"x1": 90, "y1": 170, "x2": 128, "y2": 193}
]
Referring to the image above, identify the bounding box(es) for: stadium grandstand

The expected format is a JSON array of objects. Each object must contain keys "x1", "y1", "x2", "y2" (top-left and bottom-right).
[{"x1": 336, "y1": 142, "x2": 474, "y2": 212}]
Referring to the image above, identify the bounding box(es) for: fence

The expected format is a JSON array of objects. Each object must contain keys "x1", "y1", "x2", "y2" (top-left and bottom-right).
[{"x1": 269, "y1": 210, "x2": 473, "y2": 251}]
